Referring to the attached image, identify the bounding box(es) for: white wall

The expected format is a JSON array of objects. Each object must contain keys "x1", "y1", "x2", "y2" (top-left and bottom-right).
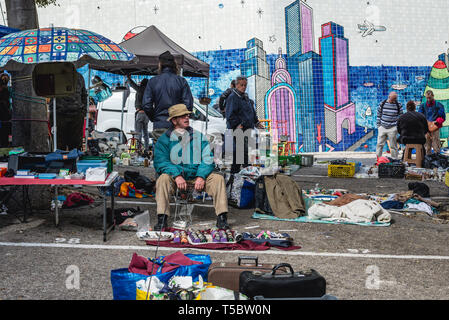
[{"x1": 1, "y1": 0, "x2": 445, "y2": 66}]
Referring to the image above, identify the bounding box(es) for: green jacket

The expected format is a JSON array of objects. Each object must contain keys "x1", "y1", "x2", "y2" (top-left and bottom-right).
[{"x1": 154, "y1": 127, "x2": 215, "y2": 180}]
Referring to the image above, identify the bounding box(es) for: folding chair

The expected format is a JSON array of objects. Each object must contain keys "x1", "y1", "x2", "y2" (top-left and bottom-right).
[{"x1": 172, "y1": 182, "x2": 207, "y2": 229}]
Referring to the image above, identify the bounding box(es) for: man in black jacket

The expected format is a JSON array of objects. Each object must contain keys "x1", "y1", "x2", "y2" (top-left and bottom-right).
[
  {"x1": 397, "y1": 101, "x2": 429, "y2": 146},
  {"x1": 142, "y1": 51, "x2": 194, "y2": 144},
  {"x1": 225, "y1": 76, "x2": 264, "y2": 173}
]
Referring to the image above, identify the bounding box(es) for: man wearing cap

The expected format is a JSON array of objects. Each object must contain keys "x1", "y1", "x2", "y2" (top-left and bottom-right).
[
  {"x1": 152, "y1": 104, "x2": 230, "y2": 231},
  {"x1": 142, "y1": 51, "x2": 194, "y2": 145}
]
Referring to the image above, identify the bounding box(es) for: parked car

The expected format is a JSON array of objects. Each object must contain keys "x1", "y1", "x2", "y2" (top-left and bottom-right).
[{"x1": 95, "y1": 87, "x2": 226, "y2": 146}]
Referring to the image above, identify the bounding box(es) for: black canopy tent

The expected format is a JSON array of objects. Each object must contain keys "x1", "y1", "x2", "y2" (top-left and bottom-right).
[
  {"x1": 88, "y1": 25, "x2": 212, "y2": 136},
  {"x1": 89, "y1": 25, "x2": 210, "y2": 78}
]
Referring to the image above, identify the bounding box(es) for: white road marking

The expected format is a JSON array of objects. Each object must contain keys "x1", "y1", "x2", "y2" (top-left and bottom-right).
[{"x1": 1, "y1": 241, "x2": 449, "y2": 260}]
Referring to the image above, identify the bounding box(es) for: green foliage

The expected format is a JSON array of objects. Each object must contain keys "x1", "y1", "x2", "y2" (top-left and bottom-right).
[{"x1": 35, "y1": 0, "x2": 59, "y2": 8}]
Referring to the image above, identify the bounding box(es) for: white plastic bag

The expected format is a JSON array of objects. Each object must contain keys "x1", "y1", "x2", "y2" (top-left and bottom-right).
[
  {"x1": 133, "y1": 210, "x2": 150, "y2": 232},
  {"x1": 85, "y1": 167, "x2": 107, "y2": 181}
]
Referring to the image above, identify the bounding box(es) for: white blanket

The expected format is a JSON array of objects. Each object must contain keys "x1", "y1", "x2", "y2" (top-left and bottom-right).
[{"x1": 308, "y1": 199, "x2": 391, "y2": 223}]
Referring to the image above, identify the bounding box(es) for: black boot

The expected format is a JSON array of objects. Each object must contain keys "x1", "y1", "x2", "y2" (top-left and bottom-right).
[
  {"x1": 154, "y1": 214, "x2": 168, "y2": 231},
  {"x1": 216, "y1": 212, "x2": 230, "y2": 230}
]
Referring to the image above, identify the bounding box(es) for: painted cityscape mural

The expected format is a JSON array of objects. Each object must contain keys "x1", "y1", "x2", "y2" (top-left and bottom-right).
[{"x1": 84, "y1": 0, "x2": 449, "y2": 153}]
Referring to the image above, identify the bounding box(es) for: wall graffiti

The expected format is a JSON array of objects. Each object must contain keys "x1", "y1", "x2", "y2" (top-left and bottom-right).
[{"x1": 82, "y1": 0, "x2": 447, "y2": 154}]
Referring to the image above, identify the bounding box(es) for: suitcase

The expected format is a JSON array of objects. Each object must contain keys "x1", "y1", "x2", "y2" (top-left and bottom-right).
[
  {"x1": 207, "y1": 256, "x2": 285, "y2": 292},
  {"x1": 239, "y1": 263, "x2": 326, "y2": 299}
]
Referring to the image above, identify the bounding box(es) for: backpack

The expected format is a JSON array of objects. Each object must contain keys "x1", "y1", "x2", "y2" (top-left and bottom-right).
[{"x1": 225, "y1": 173, "x2": 256, "y2": 209}]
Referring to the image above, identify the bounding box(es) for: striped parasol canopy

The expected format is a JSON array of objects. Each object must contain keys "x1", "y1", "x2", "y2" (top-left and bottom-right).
[{"x1": 0, "y1": 26, "x2": 136, "y2": 71}]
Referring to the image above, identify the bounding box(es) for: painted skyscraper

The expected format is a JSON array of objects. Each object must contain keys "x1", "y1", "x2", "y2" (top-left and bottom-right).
[
  {"x1": 285, "y1": 0, "x2": 314, "y2": 57},
  {"x1": 285, "y1": 0, "x2": 324, "y2": 152},
  {"x1": 265, "y1": 48, "x2": 298, "y2": 149},
  {"x1": 296, "y1": 52, "x2": 325, "y2": 152},
  {"x1": 319, "y1": 22, "x2": 356, "y2": 144},
  {"x1": 240, "y1": 38, "x2": 271, "y2": 120}
]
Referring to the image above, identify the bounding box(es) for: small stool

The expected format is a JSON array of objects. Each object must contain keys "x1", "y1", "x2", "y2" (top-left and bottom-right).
[{"x1": 403, "y1": 144, "x2": 424, "y2": 168}]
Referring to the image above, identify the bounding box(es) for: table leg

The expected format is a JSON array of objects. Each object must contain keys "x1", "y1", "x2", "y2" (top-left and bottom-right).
[
  {"x1": 55, "y1": 186, "x2": 59, "y2": 227},
  {"x1": 102, "y1": 189, "x2": 107, "y2": 242},
  {"x1": 22, "y1": 186, "x2": 28, "y2": 223},
  {"x1": 110, "y1": 187, "x2": 115, "y2": 231},
  {"x1": 102, "y1": 186, "x2": 115, "y2": 242}
]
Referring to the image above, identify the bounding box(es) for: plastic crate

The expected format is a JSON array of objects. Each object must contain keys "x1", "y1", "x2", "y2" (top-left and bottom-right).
[
  {"x1": 378, "y1": 163, "x2": 406, "y2": 179},
  {"x1": 278, "y1": 155, "x2": 301, "y2": 166},
  {"x1": 328, "y1": 162, "x2": 357, "y2": 178},
  {"x1": 79, "y1": 154, "x2": 113, "y2": 173},
  {"x1": 76, "y1": 160, "x2": 108, "y2": 174}
]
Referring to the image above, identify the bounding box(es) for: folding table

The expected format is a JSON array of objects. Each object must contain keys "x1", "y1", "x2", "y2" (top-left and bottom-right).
[{"x1": 0, "y1": 171, "x2": 119, "y2": 241}]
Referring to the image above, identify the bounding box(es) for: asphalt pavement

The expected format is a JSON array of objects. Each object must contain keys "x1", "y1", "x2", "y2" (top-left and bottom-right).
[{"x1": 1, "y1": 158, "x2": 449, "y2": 301}]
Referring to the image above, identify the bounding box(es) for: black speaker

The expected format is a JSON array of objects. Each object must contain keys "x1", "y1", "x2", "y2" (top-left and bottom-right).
[{"x1": 32, "y1": 62, "x2": 77, "y2": 97}]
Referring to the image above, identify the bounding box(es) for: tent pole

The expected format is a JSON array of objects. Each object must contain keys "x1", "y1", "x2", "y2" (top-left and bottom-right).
[{"x1": 84, "y1": 67, "x2": 91, "y2": 151}]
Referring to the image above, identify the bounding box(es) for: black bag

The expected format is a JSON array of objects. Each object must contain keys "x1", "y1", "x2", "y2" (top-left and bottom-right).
[
  {"x1": 87, "y1": 138, "x2": 101, "y2": 156},
  {"x1": 408, "y1": 182, "x2": 430, "y2": 198},
  {"x1": 124, "y1": 171, "x2": 155, "y2": 194},
  {"x1": 239, "y1": 263, "x2": 326, "y2": 299},
  {"x1": 254, "y1": 176, "x2": 274, "y2": 215}
]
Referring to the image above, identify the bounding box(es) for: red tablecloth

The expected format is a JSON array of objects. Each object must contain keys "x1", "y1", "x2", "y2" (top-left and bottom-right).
[{"x1": 0, "y1": 177, "x2": 107, "y2": 185}]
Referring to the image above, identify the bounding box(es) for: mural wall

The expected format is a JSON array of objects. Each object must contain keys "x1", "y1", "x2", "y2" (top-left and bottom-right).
[{"x1": 68, "y1": 0, "x2": 449, "y2": 153}]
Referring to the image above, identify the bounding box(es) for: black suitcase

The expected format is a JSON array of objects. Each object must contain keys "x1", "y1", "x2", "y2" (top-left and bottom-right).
[{"x1": 239, "y1": 263, "x2": 326, "y2": 299}]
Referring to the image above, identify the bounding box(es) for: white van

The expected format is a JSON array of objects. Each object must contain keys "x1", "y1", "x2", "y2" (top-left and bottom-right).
[{"x1": 95, "y1": 87, "x2": 226, "y2": 145}]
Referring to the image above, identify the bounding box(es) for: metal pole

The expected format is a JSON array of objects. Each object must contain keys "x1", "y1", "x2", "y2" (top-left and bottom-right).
[
  {"x1": 120, "y1": 85, "x2": 125, "y2": 135},
  {"x1": 53, "y1": 98, "x2": 57, "y2": 151},
  {"x1": 205, "y1": 79, "x2": 209, "y2": 134},
  {"x1": 85, "y1": 67, "x2": 91, "y2": 151}
]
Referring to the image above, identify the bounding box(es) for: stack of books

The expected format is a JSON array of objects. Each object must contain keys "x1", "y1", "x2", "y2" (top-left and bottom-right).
[{"x1": 15, "y1": 170, "x2": 36, "y2": 179}]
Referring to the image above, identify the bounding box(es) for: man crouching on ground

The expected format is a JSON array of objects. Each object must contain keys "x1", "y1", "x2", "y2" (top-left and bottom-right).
[{"x1": 153, "y1": 104, "x2": 230, "y2": 231}]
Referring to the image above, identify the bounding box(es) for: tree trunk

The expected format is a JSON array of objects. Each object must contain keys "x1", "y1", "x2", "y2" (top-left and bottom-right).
[
  {"x1": 5, "y1": 0, "x2": 39, "y2": 30},
  {"x1": 5, "y1": 0, "x2": 49, "y2": 153},
  {"x1": 5, "y1": 0, "x2": 52, "y2": 211}
]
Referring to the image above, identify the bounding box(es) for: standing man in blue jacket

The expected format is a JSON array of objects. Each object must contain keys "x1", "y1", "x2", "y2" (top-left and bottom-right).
[
  {"x1": 418, "y1": 90, "x2": 446, "y2": 154},
  {"x1": 142, "y1": 51, "x2": 194, "y2": 144},
  {"x1": 225, "y1": 76, "x2": 264, "y2": 173},
  {"x1": 153, "y1": 104, "x2": 230, "y2": 231}
]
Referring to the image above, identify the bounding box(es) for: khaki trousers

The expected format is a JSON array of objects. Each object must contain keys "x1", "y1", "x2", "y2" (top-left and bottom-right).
[
  {"x1": 425, "y1": 130, "x2": 441, "y2": 154},
  {"x1": 156, "y1": 173, "x2": 228, "y2": 216},
  {"x1": 376, "y1": 126, "x2": 399, "y2": 159}
]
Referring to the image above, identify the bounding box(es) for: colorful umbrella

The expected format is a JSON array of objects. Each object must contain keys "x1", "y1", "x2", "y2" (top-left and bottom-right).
[
  {"x1": 0, "y1": 26, "x2": 136, "y2": 70},
  {"x1": 0, "y1": 26, "x2": 137, "y2": 151}
]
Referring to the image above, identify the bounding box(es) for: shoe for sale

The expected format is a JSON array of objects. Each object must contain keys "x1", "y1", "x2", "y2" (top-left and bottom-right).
[{"x1": 153, "y1": 214, "x2": 168, "y2": 231}]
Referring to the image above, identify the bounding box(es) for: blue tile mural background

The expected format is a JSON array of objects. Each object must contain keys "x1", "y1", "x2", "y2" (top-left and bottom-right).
[
  {"x1": 81, "y1": 51, "x2": 434, "y2": 154},
  {"x1": 77, "y1": 0, "x2": 446, "y2": 155}
]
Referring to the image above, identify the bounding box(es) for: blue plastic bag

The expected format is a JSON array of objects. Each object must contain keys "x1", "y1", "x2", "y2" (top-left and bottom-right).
[
  {"x1": 110, "y1": 254, "x2": 212, "y2": 300},
  {"x1": 239, "y1": 179, "x2": 256, "y2": 209}
]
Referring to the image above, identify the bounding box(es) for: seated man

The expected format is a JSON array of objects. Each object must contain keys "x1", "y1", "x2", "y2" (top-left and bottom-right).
[
  {"x1": 153, "y1": 104, "x2": 230, "y2": 231},
  {"x1": 397, "y1": 101, "x2": 429, "y2": 147}
]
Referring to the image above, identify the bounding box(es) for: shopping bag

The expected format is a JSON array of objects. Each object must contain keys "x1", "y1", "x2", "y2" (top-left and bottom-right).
[{"x1": 111, "y1": 254, "x2": 211, "y2": 300}]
